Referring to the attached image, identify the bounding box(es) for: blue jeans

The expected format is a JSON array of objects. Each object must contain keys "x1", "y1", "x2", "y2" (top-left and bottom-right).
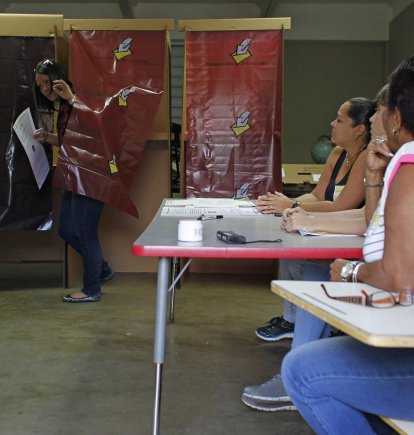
[
  {"x1": 291, "y1": 262, "x2": 332, "y2": 348},
  {"x1": 282, "y1": 336, "x2": 414, "y2": 434},
  {"x1": 58, "y1": 191, "x2": 106, "y2": 297},
  {"x1": 279, "y1": 259, "x2": 331, "y2": 334}
]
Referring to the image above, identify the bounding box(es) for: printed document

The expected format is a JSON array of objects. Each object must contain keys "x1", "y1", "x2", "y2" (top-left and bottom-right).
[{"x1": 13, "y1": 108, "x2": 50, "y2": 189}]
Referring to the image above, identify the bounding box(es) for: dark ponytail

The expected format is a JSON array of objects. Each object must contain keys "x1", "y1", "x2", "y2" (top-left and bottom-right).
[{"x1": 347, "y1": 97, "x2": 376, "y2": 143}]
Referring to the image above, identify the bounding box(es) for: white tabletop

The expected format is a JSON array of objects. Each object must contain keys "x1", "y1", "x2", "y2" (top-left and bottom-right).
[{"x1": 271, "y1": 280, "x2": 414, "y2": 347}]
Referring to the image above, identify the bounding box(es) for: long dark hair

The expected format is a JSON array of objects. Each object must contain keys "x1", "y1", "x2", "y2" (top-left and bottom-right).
[
  {"x1": 347, "y1": 97, "x2": 376, "y2": 143},
  {"x1": 33, "y1": 59, "x2": 72, "y2": 112},
  {"x1": 387, "y1": 56, "x2": 414, "y2": 136}
]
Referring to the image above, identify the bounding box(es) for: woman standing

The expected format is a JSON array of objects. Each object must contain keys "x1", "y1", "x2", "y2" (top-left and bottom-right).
[{"x1": 34, "y1": 59, "x2": 113, "y2": 303}]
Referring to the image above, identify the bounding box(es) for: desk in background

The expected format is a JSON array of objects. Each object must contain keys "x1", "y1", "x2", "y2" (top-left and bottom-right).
[
  {"x1": 132, "y1": 199, "x2": 363, "y2": 435},
  {"x1": 282, "y1": 163, "x2": 324, "y2": 197}
]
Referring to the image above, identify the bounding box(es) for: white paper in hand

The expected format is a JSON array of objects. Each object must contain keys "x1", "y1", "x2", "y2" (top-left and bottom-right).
[{"x1": 13, "y1": 108, "x2": 50, "y2": 189}]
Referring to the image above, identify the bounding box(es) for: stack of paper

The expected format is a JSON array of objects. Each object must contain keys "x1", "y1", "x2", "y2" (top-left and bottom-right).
[
  {"x1": 161, "y1": 198, "x2": 261, "y2": 217},
  {"x1": 298, "y1": 227, "x2": 359, "y2": 237}
]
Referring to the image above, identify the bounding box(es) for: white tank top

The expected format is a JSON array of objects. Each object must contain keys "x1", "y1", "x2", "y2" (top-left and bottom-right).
[{"x1": 363, "y1": 141, "x2": 414, "y2": 262}]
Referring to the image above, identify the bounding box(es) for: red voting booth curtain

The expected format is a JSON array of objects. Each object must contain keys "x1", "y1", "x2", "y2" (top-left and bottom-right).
[
  {"x1": 185, "y1": 30, "x2": 283, "y2": 199},
  {"x1": 53, "y1": 30, "x2": 165, "y2": 217}
]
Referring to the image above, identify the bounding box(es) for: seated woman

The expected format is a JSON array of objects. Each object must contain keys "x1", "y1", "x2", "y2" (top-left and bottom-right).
[
  {"x1": 282, "y1": 90, "x2": 391, "y2": 236},
  {"x1": 282, "y1": 56, "x2": 414, "y2": 433},
  {"x1": 257, "y1": 97, "x2": 375, "y2": 215},
  {"x1": 242, "y1": 87, "x2": 390, "y2": 412},
  {"x1": 255, "y1": 96, "x2": 377, "y2": 344}
]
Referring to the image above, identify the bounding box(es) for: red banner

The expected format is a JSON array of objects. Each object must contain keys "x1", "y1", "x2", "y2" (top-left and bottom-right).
[
  {"x1": 185, "y1": 30, "x2": 283, "y2": 199},
  {"x1": 53, "y1": 30, "x2": 165, "y2": 217}
]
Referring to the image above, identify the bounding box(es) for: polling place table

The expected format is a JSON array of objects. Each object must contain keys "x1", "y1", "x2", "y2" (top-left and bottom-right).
[{"x1": 132, "y1": 199, "x2": 364, "y2": 435}]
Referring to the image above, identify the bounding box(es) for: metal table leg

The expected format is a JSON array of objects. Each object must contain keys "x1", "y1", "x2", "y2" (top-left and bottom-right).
[
  {"x1": 169, "y1": 257, "x2": 180, "y2": 323},
  {"x1": 152, "y1": 257, "x2": 170, "y2": 435}
]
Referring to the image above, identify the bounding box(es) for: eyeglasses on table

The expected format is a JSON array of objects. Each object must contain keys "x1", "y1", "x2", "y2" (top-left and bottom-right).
[{"x1": 320, "y1": 284, "x2": 414, "y2": 308}]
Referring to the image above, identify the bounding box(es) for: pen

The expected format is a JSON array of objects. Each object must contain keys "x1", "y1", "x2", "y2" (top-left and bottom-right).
[{"x1": 197, "y1": 214, "x2": 224, "y2": 221}]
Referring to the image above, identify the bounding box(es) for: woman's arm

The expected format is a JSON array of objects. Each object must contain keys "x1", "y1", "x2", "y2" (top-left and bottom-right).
[
  {"x1": 255, "y1": 191, "x2": 319, "y2": 214},
  {"x1": 300, "y1": 149, "x2": 367, "y2": 213},
  {"x1": 34, "y1": 130, "x2": 59, "y2": 146},
  {"x1": 311, "y1": 208, "x2": 365, "y2": 219},
  {"x1": 364, "y1": 139, "x2": 393, "y2": 224},
  {"x1": 283, "y1": 213, "x2": 366, "y2": 235},
  {"x1": 332, "y1": 165, "x2": 414, "y2": 290},
  {"x1": 255, "y1": 147, "x2": 339, "y2": 214}
]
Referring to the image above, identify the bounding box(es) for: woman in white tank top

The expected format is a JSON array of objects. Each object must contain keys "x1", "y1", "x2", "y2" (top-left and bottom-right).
[{"x1": 282, "y1": 56, "x2": 414, "y2": 434}]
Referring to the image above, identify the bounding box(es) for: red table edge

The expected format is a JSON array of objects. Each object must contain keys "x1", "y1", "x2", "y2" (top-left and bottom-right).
[{"x1": 132, "y1": 245, "x2": 363, "y2": 259}]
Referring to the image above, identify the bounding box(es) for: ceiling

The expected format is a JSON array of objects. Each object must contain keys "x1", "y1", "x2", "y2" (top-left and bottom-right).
[{"x1": 0, "y1": 0, "x2": 409, "y2": 20}]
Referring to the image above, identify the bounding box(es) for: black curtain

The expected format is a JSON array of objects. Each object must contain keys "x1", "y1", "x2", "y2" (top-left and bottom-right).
[{"x1": 0, "y1": 36, "x2": 55, "y2": 229}]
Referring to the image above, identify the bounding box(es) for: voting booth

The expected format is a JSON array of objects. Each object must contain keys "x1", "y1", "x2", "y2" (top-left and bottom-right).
[{"x1": 0, "y1": 15, "x2": 173, "y2": 286}]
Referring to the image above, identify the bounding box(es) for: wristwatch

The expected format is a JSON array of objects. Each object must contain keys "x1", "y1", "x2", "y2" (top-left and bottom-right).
[
  {"x1": 340, "y1": 261, "x2": 356, "y2": 282},
  {"x1": 292, "y1": 199, "x2": 301, "y2": 208}
]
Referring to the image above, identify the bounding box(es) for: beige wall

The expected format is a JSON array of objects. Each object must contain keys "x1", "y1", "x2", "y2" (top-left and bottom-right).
[
  {"x1": 282, "y1": 40, "x2": 387, "y2": 163},
  {"x1": 388, "y1": 3, "x2": 414, "y2": 73}
]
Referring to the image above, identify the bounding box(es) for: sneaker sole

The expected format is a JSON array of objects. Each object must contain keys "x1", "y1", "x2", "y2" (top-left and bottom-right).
[
  {"x1": 241, "y1": 397, "x2": 297, "y2": 412},
  {"x1": 255, "y1": 331, "x2": 294, "y2": 342},
  {"x1": 242, "y1": 392, "x2": 291, "y2": 401}
]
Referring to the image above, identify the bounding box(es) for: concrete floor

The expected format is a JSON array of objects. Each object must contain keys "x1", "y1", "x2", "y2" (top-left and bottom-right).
[{"x1": 0, "y1": 262, "x2": 312, "y2": 435}]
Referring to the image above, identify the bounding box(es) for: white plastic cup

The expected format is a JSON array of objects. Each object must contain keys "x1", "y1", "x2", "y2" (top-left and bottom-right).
[{"x1": 178, "y1": 220, "x2": 203, "y2": 242}]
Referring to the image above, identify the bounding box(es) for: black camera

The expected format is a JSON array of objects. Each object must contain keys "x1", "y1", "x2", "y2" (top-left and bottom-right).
[{"x1": 216, "y1": 230, "x2": 246, "y2": 244}]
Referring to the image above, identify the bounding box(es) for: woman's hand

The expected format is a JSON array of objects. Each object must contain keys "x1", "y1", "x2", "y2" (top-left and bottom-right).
[
  {"x1": 282, "y1": 207, "x2": 308, "y2": 220},
  {"x1": 52, "y1": 79, "x2": 74, "y2": 102},
  {"x1": 255, "y1": 191, "x2": 294, "y2": 214},
  {"x1": 34, "y1": 128, "x2": 49, "y2": 144},
  {"x1": 283, "y1": 211, "x2": 316, "y2": 233},
  {"x1": 365, "y1": 137, "x2": 393, "y2": 177},
  {"x1": 281, "y1": 207, "x2": 299, "y2": 228},
  {"x1": 281, "y1": 207, "x2": 307, "y2": 229},
  {"x1": 330, "y1": 259, "x2": 349, "y2": 282}
]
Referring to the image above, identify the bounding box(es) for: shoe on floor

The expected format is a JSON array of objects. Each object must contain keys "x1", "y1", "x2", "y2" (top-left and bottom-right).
[
  {"x1": 243, "y1": 373, "x2": 290, "y2": 402},
  {"x1": 100, "y1": 267, "x2": 114, "y2": 285},
  {"x1": 62, "y1": 293, "x2": 101, "y2": 303},
  {"x1": 255, "y1": 316, "x2": 294, "y2": 341},
  {"x1": 242, "y1": 394, "x2": 297, "y2": 412}
]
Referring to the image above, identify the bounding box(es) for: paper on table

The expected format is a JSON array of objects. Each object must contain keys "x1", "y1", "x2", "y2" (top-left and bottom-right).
[
  {"x1": 13, "y1": 108, "x2": 50, "y2": 189},
  {"x1": 164, "y1": 198, "x2": 256, "y2": 208},
  {"x1": 161, "y1": 198, "x2": 260, "y2": 217},
  {"x1": 298, "y1": 227, "x2": 359, "y2": 237}
]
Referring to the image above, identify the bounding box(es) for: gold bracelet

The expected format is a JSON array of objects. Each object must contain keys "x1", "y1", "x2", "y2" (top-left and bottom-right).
[{"x1": 364, "y1": 177, "x2": 384, "y2": 188}]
